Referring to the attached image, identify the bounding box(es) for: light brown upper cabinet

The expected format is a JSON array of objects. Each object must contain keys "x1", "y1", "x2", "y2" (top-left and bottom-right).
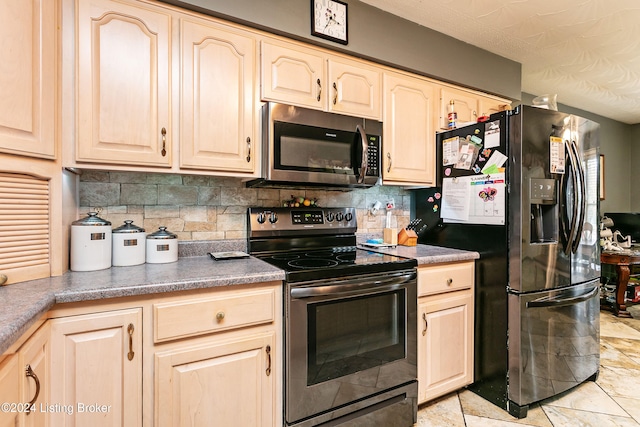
[
  {"x1": 76, "y1": 0, "x2": 172, "y2": 167},
  {"x1": 382, "y1": 71, "x2": 436, "y2": 186},
  {"x1": 0, "y1": 0, "x2": 56, "y2": 159},
  {"x1": 439, "y1": 85, "x2": 511, "y2": 130},
  {"x1": 261, "y1": 39, "x2": 381, "y2": 120},
  {"x1": 179, "y1": 18, "x2": 257, "y2": 173}
]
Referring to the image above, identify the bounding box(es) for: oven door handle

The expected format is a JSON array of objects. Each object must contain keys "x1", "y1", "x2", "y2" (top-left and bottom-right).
[{"x1": 290, "y1": 271, "x2": 416, "y2": 299}]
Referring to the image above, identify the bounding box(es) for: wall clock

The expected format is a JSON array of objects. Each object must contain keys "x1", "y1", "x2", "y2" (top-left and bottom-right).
[{"x1": 311, "y1": 0, "x2": 348, "y2": 45}]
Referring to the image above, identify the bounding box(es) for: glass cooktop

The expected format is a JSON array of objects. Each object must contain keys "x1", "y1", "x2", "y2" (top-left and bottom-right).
[{"x1": 255, "y1": 246, "x2": 416, "y2": 282}]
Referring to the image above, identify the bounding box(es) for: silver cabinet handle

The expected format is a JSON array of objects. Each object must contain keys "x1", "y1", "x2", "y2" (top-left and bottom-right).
[
  {"x1": 316, "y1": 79, "x2": 322, "y2": 102},
  {"x1": 246, "y1": 137, "x2": 251, "y2": 162},
  {"x1": 25, "y1": 364, "x2": 40, "y2": 415},
  {"x1": 386, "y1": 152, "x2": 392, "y2": 173},
  {"x1": 333, "y1": 82, "x2": 338, "y2": 105}
]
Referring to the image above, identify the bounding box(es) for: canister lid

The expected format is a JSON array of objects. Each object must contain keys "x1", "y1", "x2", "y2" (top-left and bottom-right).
[
  {"x1": 147, "y1": 226, "x2": 177, "y2": 239},
  {"x1": 72, "y1": 212, "x2": 111, "y2": 226},
  {"x1": 113, "y1": 220, "x2": 145, "y2": 234}
]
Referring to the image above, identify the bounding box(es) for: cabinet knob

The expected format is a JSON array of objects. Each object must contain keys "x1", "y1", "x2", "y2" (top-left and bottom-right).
[
  {"x1": 216, "y1": 311, "x2": 225, "y2": 322},
  {"x1": 447, "y1": 278, "x2": 453, "y2": 286}
]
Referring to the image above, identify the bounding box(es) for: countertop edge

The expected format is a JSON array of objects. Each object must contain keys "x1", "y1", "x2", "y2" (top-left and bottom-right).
[{"x1": 1, "y1": 244, "x2": 478, "y2": 355}]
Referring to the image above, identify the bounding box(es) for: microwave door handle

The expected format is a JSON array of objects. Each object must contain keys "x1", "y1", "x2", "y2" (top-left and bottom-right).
[{"x1": 356, "y1": 124, "x2": 368, "y2": 184}]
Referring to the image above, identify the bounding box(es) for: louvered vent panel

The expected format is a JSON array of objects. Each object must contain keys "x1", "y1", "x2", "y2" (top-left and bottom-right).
[{"x1": 0, "y1": 172, "x2": 50, "y2": 284}]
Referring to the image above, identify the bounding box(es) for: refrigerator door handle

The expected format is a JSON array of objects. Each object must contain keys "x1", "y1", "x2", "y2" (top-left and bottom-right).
[
  {"x1": 569, "y1": 139, "x2": 587, "y2": 254},
  {"x1": 563, "y1": 139, "x2": 580, "y2": 255},
  {"x1": 526, "y1": 286, "x2": 599, "y2": 308}
]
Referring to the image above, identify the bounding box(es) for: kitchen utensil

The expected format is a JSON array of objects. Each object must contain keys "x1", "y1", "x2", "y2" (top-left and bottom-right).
[
  {"x1": 70, "y1": 212, "x2": 112, "y2": 271},
  {"x1": 112, "y1": 220, "x2": 146, "y2": 266},
  {"x1": 146, "y1": 226, "x2": 178, "y2": 264}
]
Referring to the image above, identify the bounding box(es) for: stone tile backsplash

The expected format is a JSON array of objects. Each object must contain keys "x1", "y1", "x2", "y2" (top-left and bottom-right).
[{"x1": 78, "y1": 170, "x2": 412, "y2": 241}]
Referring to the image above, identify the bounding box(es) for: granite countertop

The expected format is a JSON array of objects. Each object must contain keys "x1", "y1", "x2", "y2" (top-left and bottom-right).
[
  {"x1": 358, "y1": 243, "x2": 480, "y2": 265},
  {"x1": 0, "y1": 243, "x2": 478, "y2": 356},
  {"x1": 0, "y1": 256, "x2": 284, "y2": 355}
]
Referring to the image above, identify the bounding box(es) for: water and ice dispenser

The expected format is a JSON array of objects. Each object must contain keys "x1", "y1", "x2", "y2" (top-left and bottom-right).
[{"x1": 530, "y1": 178, "x2": 557, "y2": 243}]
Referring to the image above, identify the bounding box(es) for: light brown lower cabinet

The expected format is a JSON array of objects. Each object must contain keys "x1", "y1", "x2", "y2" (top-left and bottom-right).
[
  {"x1": 417, "y1": 262, "x2": 475, "y2": 404},
  {"x1": 155, "y1": 332, "x2": 276, "y2": 426},
  {"x1": 0, "y1": 281, "x2": 283, "y2": 427},
  {"x1": 49, "y1": 308, "x2": 143, "y2": 427},
  {"x1": 0, "y1": 322, "x2": 49, "y2": 427}
]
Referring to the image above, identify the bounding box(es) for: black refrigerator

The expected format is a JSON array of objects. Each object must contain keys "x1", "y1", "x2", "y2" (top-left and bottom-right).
[{"x1": 411, "y1": 105, "x2": 600, "y2": 418}]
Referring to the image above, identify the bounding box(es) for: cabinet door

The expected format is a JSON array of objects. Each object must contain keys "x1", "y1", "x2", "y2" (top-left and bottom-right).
[
  {"x1": 439, "y1": 86, "x2": 480, "y2": 129},
  {"x1": 418, "y1": 291, "x2": 473, "y2": 404},
  {"x1": 479, "y1": 96, "x2": 510, "y2": 118},
  {"x1": 49, "y1": 308, "x2": 142, "y2": 427},
  {"x1": 327, "y1": 58, "x2": 381, "y2": 120},
  {"x1": 180, "y1": 18, "x2": 256, "y2": 173},
  {"x1": 155, "y1": 332, "x2": 275, "y2": 427},
  {"x1": 0, "y1": 0, "x2": 55, "y2": 159},
  {"x1": 382, "y1": 72, "x2": 436, "y2": 186},
  {"x1": 19, "y1": 323, "x2": 50, "y2": 427},
  {"x1": 76, "y1": 0, "x2": 172, "y2": 167},
  {"x1": 0, "y1": 355, "x2": 20, "y2": 427},
  {"x1": 260, "y1": 40, "x2": 325, "y2": 110}
]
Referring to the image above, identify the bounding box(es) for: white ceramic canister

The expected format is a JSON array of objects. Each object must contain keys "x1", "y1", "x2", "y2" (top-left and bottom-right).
[
  {"x1": 70, "y1": 212, "x2": 112, "y2": 271},
  {"x1": 146, "y1": 226, "x2": 178, "y2": 264},
  {"x1": 112, "y1": 220, "x2": 146, "y2": 266}
]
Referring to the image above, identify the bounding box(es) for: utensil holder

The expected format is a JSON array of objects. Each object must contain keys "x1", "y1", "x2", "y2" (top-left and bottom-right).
[{"x1": 383, "y1": 228, "x2": 398, "y2": 245}]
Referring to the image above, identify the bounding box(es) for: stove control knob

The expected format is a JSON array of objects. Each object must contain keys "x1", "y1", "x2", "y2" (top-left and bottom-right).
[
  {"x1": 269, "y1": 212, "x2": 278, "y2": 224},
  {"x1": 336, "y1": 212, "x2": 344, "y2": 222},
  {"x1": 257, "y1": 212, "x2": 266, "y2": 224},
  {"x1": 326, "y1": 212, "x2": 335, "y2": 222},
  {"x1": 345, "y1": 212, "x2": 353, "y2": 222}
]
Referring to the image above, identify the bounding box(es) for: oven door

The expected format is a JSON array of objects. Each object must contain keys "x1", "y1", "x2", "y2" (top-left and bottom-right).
[{"x1": 286, "y1": 269, "x2": 417, "y2": 425}]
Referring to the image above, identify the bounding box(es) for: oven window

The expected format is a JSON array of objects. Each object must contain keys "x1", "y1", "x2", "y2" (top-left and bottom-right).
[
  {"x1": 307, "y1": 291, "x2": 406, "y2": 386},
  {"x1": 280, "y1": 136, "x2": 353, "y2": 173}
]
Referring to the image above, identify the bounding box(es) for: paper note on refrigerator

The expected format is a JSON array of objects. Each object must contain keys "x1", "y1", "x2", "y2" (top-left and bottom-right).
[
  {"x1": 441, "y1": 174, "x2": 506, "y2": 225},
  {"x1": 441, "y1": 177, "x2": 471, "y2": 221}
]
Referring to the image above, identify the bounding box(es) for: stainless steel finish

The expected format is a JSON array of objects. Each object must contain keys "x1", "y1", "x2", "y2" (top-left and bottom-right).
[
  {"x1": 507, "y1": 280, "x2": 600, "y2": 407},
  {"x1": 356, "y1": 124, "x2": 368, "y2": 184},
  {"x1": 290, "y1": 270, "x2": 414, "y2": 298},
  {"x1": 509, "y1": 107, "x2": 600, "y2": 293},
  {"x1": 248, "y1": 207, "x2": 357, "y2": 238},
  {"x1": 253, "y1": 102, "x2": 381, "y2": 188},
  {"x1": 286, "y1": 269, "x2": 417, "y2": 425}
]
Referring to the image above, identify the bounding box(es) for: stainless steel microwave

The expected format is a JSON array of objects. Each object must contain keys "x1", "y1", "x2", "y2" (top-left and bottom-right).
[{"x1": 247, "y1": 103, "x2": 382, "y2": 188}]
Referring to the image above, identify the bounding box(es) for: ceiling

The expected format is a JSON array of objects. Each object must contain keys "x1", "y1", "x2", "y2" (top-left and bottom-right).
[{"x1": 360, "y1": 0, "x2": 640, "y2": 124}]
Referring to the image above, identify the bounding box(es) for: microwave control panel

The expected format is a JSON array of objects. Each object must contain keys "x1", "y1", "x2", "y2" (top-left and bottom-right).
[{"x1": 366, "y1": 136, "x2": 380, "y2": 176}]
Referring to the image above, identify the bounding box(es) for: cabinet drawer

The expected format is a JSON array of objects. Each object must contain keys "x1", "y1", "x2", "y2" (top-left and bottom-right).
[
  {"x1": 154, "y1": 288, "x2": 275, "y2": 342},
  {"x1": 418, "y1": 262, "x2": 474, "y2": 296}
]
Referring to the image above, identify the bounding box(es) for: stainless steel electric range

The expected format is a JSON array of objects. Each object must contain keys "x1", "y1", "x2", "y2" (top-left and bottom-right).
[{"x1": 248, "y1": 207, "x2": 418, "y2": 427}]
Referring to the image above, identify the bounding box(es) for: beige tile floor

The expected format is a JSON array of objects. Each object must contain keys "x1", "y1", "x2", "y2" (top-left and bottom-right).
[{"x1": 416, "y1": 305, "x2": 640, "y2": 426}]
